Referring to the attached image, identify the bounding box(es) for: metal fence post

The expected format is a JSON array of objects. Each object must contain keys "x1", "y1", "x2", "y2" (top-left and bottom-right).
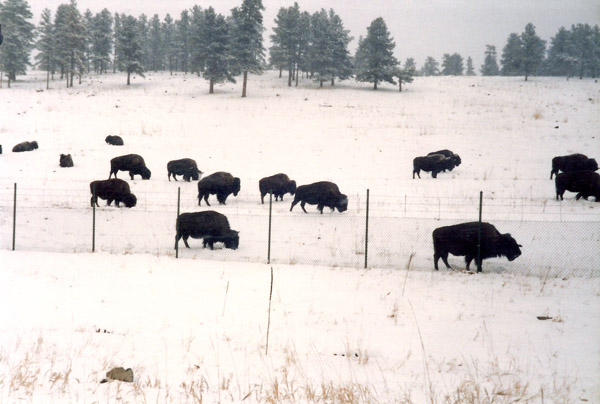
[
  {"x1": 92, "y1": 183, "x2": 96, "y2": 252},
  {"x1": 477, "y1": 191, "x2": 483, "y2": 273},
  {"x1": 12, "y1": 183, "x2": 17, "y2": 251},
  {"x1": 364, "y1": 189, "x2": 369, "y2": 269},
  {"x1": 176, "y1": 187, "x2": 181, "y2": 258},
  {"x1": 268, "y1": 190, "x2": 273, "y2": 264}
]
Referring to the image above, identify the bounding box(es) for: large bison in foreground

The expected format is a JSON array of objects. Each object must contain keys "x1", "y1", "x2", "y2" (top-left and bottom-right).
[
  {"x1": 197, "y1": 172, "x2": 241, "y2": 206},
  {"x1": 555, "y1": 170, "x2": 600, "y2": 201},
  {"x1": 259, "y1": 173, "x2": 297, "y2": 204},
  {"x1": 90, "y1": 178, "x2": 137, "y2": 208},
  {"x1": 105, "y1": 135, "x2": 124, "y2": 146},
  {"x1": 432, "y1": 222, "x2": 522, "y2": 272},
  {"x1": 167, "y1": 158, "x2": 203, "y2": 182},
  {"x1": 12, "y1": 141, "x2": 39, "y2": 153},
  {"x1": 290, "y1": 181, "x2": 348, "y2": 214},
  {"x1": 550, "y1": 153, "x2": 598, "y2": 179},
  {"x1": 413, "y1": 154, "x2": 456, "y2": 178},
  {"x1": 109, "y1": 154, "x2": 151, "y2": 180},
  {"x1": 175, "y1": 211, "x2": 239, "y2": 250}
]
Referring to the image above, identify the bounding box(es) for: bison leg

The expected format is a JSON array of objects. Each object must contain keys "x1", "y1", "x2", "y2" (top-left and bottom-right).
[
  {"x1": 183, "y1": 235, "x2": 191, "y2": 248},
  {"x1": 413, "y1": 169, "x2": 420, "y2": 179},
  {"x1": 317, "y1": 204, "x2": 324, "y2": 214},
  {"x1": 204, "y1": 194, "x2": 211, "y2": 206},
  {"x1": 261, "y1": 192, "x2": 266, "y2": 204},
  {"x1": 550, "y1": 170, "x2": 556, "y2": 180},
  {"x1": 107, "y1": 198, "x2": 113, "y2": 206},
  {"x1": 290, "y1": 199, "x2": 300, "y2": 212},
  {"x1": 432, "y1": 171, "x2": 438, "y2": 179},
  {"x1": 300, "y1": 201, "x2": 308, "y2": 213},
  {"x1": 465, "y1": 255, "x2": 475, "y2": 271},
  {"x1": 109, "y1": 169, "x2": 117, "y2": 179},
  {"x1": 90, "y1": 196, "x2": 98, "y2": 208},
  {"x1": 434, "y1": 251, "x2": 451, "y2": 270},
  {"x1": 129, "y1": 171, "x2": 135, "y2": 180}
]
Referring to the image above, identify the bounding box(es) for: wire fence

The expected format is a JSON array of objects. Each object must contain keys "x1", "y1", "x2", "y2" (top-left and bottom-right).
[{"x1": 1, "y1": 183, "x2": 598, "y2": 277}]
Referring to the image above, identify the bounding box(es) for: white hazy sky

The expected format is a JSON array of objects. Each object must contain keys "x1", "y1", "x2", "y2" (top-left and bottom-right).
[{"x1": 27, "y1": 0, "x2": 600, "y2": 69}]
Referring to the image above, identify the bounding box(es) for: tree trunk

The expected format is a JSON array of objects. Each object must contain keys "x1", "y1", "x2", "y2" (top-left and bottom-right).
[
  {"x1": 374, "y1": 81, "x2": 378, "y2": 90},
  {"x1": 319, "y1": 80, "x2": 323, "y2": 88},
  {"x1": 242, "y1": 71, "x2": 248, "y2": 98},
  {"x1": 46, "y1": 70, "x2": 49, "y2": 90},
  {"x1": 295, "y1": 68, "x2": 299, "y2": 87},
  {"x1": 399, "y1": 80, "x2": 402, "y2": 92},
  {"x1": 209, "y1": 79, "x2": 214, "y2": 94},
  {"x1": 278, "y1": 66, "x2": 282, "y2": 78},
  {"x1": 127, "y1": 70, "x2": 131, "y2": 85},
  {"x1": 288, "y1": 67, "x2": 292, "y2": 87},
  {"x1": 331, "y1": 78, "x2": 334, "y2": 86}
]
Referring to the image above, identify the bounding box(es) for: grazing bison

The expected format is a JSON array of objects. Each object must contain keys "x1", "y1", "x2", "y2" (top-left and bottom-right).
[
  {"x1": 197, "y1": 172, "x2": 241, "y2": 206},
  {"x1": 105, "y1": 135, "x2": 124, "y2": 146},
  {"x1": 167, "y1": 158, "x2": 203, "y2": 182},
  {"x1": 555, "y1": 170, "x2": 600, "y2": 201},
  {"x1": 432, "y1": 222, "x2": 522, "y2": 272},
  {"x1": 109, "y1": 154, "x2": 151, "y2": 180},
  {"x1": 550, "y1": 153, "x2": 598, "y2": 179},
  {"x1": 175, "y1": 211, "x2": 239, "y2": 250},
  {"x1": 259, "y1": 173, "x2": 297, "y2": 204},
  {"x1": 290, "y1": 181, "x2": 348, "y2": 214},
  {"x1": 413, "y1": 154, "x2": 455, "y2": 178},
  {"x1": 59, "y1": 154, "x2": 74, "y2": 167},
  {"x1": 12, "y1": 141, "x2": 39, "y2": 153},
  {"x1": 90, "y1": 178, "x2": 137, "y2": 208},
  {"x1": 427, "y1": 149, "x2": 461, "y2": 171}
]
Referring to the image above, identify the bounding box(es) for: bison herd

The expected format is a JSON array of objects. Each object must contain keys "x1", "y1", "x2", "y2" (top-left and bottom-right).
[{"x1": 4, "y1": 133, "x2": 598, "y2": 272}]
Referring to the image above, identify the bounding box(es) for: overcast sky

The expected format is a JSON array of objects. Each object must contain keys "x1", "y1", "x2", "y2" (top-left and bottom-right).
[{"x1": 27, "y1": 0, "x2": 600, "y2": 69}]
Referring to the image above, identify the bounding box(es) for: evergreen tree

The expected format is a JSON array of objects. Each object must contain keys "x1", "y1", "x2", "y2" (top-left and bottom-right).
[
  {"x1": 175, "y1": 10, "x2": 190, "y2": 72},
  {"x1": 591, "y1": 25, "x2": 600, "y2": 78},
  {"x1": 82, "y1": 9, "x2": 93, "y2": 73},
  {"x1": 421, "y1": 56, "x2": 439, "y2": 76},
  {"x1": 137, "y1": 14, "x2": 149, "y2": 71},
  {"x1": 90, "y1": 9, "x2": 112, "y2": 74},
  {"x1": 230, "y1": 0, "x2": 265, "y2": 97},
  {"x1": 480, "y1": 44, "x2": 499, "y2": 76},
  {"x1": 466, "y1": 56, "x2": 475, "y2": 75},
  {"x1": 148, "y1": 14, "x2": 163, "y2": 72},
  {"x1": 354, "y1": 17, "x2": 398, "y2": 90},
  {"x1": 520, "y1": 23, "x2": 545, "y2": 81},
  {"x1": 394, "y1": 62, "x2": 414, "y2": 92},
  {"x1": 441, "y1": 53, "x2": 464, "y2": 75},
  {"x1": 199, "y1": 7, "x2": 235, "y2": 93},
  {"x1": 404, "y1": 57, "x2": 416, "y2": 72},
  {"x1": 112, "y1": 12, "x2": 120, "y2": 73},
  {"x1": 571, "y1": 23, "x2": 595, "y2": 79},
  {"x1": 189, "y1": 6, "x2": 204, "y2": 75},
  {"x1": 307, "y1": 9, "x2": 334, "y2": 87},
  {"x1": 116, "y1": 14, "x2": 145, "y2": 85},
  {"x1": 54, "y1": 0, "x2": 85, "y2": 87},
  {"x1": 270, "y1": 3, "x2": 300, "y2": 86},
  {"x1": 500, "y1": 33, "x2": 523, "y2": 76},
  {"x1": 328, "y1": 9, "x2": 353, "y2": 85},
  {"x1": 0, "y1": 0, "x2": 35, "y2": 86},
  {"x1": 546, "y1": 27, "x2": 576, "y2": 78},
  {"x1": 162, "y1": 14, "x2": 176, "y2": 74},
  {"x1": 34, "y1": 8, "x2": 55, "y2": 88}
]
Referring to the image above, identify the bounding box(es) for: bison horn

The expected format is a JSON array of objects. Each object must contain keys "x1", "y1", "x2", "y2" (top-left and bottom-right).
[{"x1": 518, "y1": 244, "x2": 523, "y2": 247}]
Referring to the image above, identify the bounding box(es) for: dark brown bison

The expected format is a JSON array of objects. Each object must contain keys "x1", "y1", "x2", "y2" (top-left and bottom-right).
[
  {"x1": 427, "y1": 149, "x2": 461, "y2": 171},
  {"x1": 555, "y1": 170, "x2": 600, "y2": 201},
  {"x1": 109, "y1": 154, "x2": 151, "y2": 180},
  {"x1": 167, "y1": 158, "x2": 203, "y2": 182},
  {"x1": 290, "y1": 181, "x2": 348, "y2": 214},
  {"x1": 259, "y1": 173, "x2": 297, "y2": 204},
  {"x1": 59, "y1": 154, "x2": 74, "y2": 167},
  {"x1": 197, "y1": 172, "x2": 241, "y2": 206},
  {"x1": 90, "y1": 179, "x2": 137, "y2": 208},
  {"x1": 413, "y1": 154, "x2": 455, "y2": 178},
  {"x1": 550, "y1": 153, "x2": 598, "y2": 179},
  {"x1": 12, "y1": 141, "x2": 39, "y2": 153},
  {"x1": 105, "y1": 135, "x2": 124, "y2": 146},
  {"x1": 433, "y1": 222, "x2": 522, "y2": 272},
  {"x1": 175, "y1": 211, "x2": 239, "y2": 250}
]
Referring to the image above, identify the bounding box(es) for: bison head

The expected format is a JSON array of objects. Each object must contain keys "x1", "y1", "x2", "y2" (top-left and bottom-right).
[
  {"x1": 184, "y1": 169, "x2": 202, "y2": 182},
  {"x1": 586, "y1": 159, "x2": 599, "y2": 172},
  {"x1": 336, "y1": 194, "x2": 348, "y2": 213},
  {"x1": 224, "y1": 230, "x2": 240, "y2": 250},
  {"x1": 30, "y1": 141, "x2": 39, "y2": 150},
  {"x1": 500, "y1": 233, "x2": 522, "y2": 261},
  {"x1": 453, "y1": 155, "x2": 462, "y2": 167},
  {"x1": 288, "y1": 180, "x2": 297, "y2": 195},
  {"x1": 232, "y1": 177, "x2": 241, "y2": 196},
  {"x1": 141, "y1": 167, "x2": 152, "y2": 180},
  {"x1": 123, "y1": 194, "x2": 137, "y2": 208}
]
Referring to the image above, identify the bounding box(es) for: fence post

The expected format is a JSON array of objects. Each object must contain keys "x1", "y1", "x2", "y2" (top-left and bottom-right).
[
  {"x1": 176, "y1": 187, "x2": 181, "y2": 258},
  {"x1": 12, "y1": 183, "x2": 17, "y2": 251},
  {"x1": 364, "y1": 189, "x2": 369, "y2": 269},
  {"x1": 267, "y1": 190, "x2": 273, "y2": 264},
  {"x1": 477, "y1": 191, "x2": 483, "y2": 273},
  {"x1": 92, "y1": 183, "x2": 96, "y2": 252}
]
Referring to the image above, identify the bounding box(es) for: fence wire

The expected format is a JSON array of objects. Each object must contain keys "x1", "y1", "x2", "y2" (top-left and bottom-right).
[{"x1": 1, "y1": 184, "x2": 598, "y2": 277}]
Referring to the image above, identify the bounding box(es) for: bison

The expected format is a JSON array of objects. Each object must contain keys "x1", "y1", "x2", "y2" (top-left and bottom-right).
[
  {"x1": 555, "y1": 170, "x2": 600, "y2": 201},
  {"x1": 413, "y1": 154, "x2": 455, "y2": 178},
  {"x1": 167, "y1": 158, "x2": 203, "y2": 182},
  {"x1": 59, "y1": 154, "x2": 73, "y2": 167},
  {"x1": 197, "y1": 172, "x2": 241, "y2": 206},
  {"x1": 90, "y1": 178, "x2": 137, "y2": 208},
  {"x1": 109, "y1": 154, "x2": 151, "y2": 180},
  {"x1": 175, "y1": 211, "x2": 239, "y2": 250},
  {"x1": 432, "y1": 222, "x2": 522, "y2": 272},
  {"x1": 427, "y1": 149, "x2": 461, "y2": 172},
  {"x1": 12, "y1": 141, "x2": 39, "y2": 153},
  {"x1": 290, "y1": 181, "x2": 348, "y2": 214},
  {"x1": 550, "y1": 153, "x2": 598, "y2": 179},
  {"x1": 259, "y1": 173, "x2": 297, "y2": 204},
  {"x1": 105, "y1": 135, "x2": 124, "y2": 146}
]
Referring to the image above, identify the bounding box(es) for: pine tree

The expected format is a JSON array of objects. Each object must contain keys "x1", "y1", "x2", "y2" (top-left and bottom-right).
[
  {"x1": 307, "y1": 9, "x2": 334, "y2": 87},
  {"x1": 571, "y1": 23, "x2": 595, "y2": 79},
  {"x1": 112, "y1": 12, "x2": 120, "y2": 73},
  {"x1": 90, "y1": 9, "x2": 112, "y2": 74},
  {"x1": 148, "y1": 14, "x2": 163, "y2": 72},
  {"x1": 480, "y1": 45, "x2": 499, "y2": 76},
  {"x1": 34, "y1": 8, "x2": 55, "y2": 89},
  {"x1": 54, "y1": 0, "x2": 85, "y2": 87},
  {"x1": 328, "y1": 9, "x2": 353, "y2": 85},
  {"x1": 354, "y1": 17, "x2": 398, "y2": 90},
  {"x1": 189, "y1": 6, "x2": 204, "y2": 75},
  {"x1": 137, "y1": 14, "x2": 149, "y2": 71},
  {"x1": 404, "y1": 58, "x2": 416, "y2": 72},
  {"x1": 394, "y1": 62, "x2": 414, "y2": 92},
  {"x1": 0, "y1": 0, "x2": 35, "y2": 86},
  {"x1": 546, "y1": 27, "x2": 576, "y2": 78},
  {"x1": 82, "y1": 9, "x2": 93, "y2": 74},
  {"x1": 230, "y1": 0, "x2": 265, "y2": 97},
  {"x1": 520, "y1": 23, "x2": 545, "y2": 81},
  {"x1": 175, "y1": 10, "x2": 190, "y2": 72},
  {"x1": 270, "y1": 3, "x2": 300, "y2": 86},
  {"x1": 116, "y1": 14, "x2": 145, "y2": 85},
  {"x1": 421, "y1": 56, "x2": 439, "y2": 76},
  {"x1": 162, "y1": 14, "x2": 176, "y2": 74},
  {"x1": 466, "y1": 56, "x2": 475, "y2": 76},
  {"x1": 441, "y1": 53, "x2": 463, "y2": 75},
  {"x1": 199, "y1": 7, "x2": 235, "y2": 93},
  {"x1": 500, "y1": 33, "x2": 523, "y2": 76}
]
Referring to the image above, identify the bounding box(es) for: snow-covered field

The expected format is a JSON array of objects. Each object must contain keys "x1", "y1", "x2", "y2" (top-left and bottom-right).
[{"x1": 0, "y1": 71, "x2": 599, "y2": 402}]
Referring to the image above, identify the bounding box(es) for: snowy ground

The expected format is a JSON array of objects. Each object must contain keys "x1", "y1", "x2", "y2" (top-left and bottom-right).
[{"x1": 0, "y1": 71, "x2": 599, "y2": 402}]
